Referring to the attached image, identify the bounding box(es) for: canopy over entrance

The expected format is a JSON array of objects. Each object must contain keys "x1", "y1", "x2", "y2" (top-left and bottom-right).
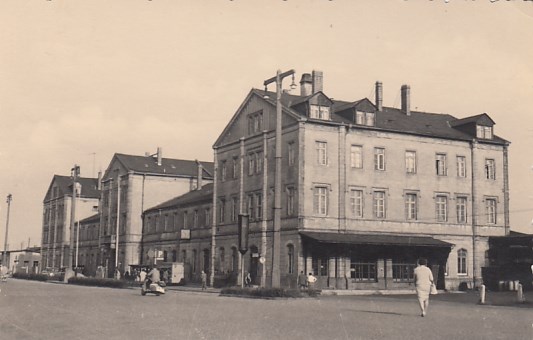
[{"x1": 300, "y1": 231, "x2": 453, "y2": 248}]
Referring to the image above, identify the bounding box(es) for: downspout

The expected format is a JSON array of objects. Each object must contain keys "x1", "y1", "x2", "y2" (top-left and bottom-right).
[
  {"x1": 470, "y1": 140, "x2": 478, "y2": 288},
  {"x1": 503, "y1": 144, "x2": 510, "y2": 236},
  {"x1": 261, "y1": 131, "x2": 268, "y2": 287},
  {"x1": 210, "y1": 148, "x2": 219, "y2": 287}
]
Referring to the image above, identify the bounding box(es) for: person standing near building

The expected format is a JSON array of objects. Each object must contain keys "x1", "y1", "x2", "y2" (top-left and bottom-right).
[
  {"x1": 298, "y1": 271, "x2": 307, "y2": 289},
  {"x1": 307, "y1": 272, "x2": 317, "y2": 289},
  {"x1": 200, "y1": 270, "x2": 207, "y2": 290},
  {"x1": 414, "y1": 258, "x2": 434, "y2": 317}
]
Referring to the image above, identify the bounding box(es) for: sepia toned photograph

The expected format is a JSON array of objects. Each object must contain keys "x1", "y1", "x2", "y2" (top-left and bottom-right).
[{"x1": 1, "y1": 1, "x2": 533, "y2": 339}]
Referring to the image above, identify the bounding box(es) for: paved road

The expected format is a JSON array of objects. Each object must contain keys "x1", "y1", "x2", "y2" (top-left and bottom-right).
[{"x1": 1, "y1": 279, "x2": 532, "y2": 340}]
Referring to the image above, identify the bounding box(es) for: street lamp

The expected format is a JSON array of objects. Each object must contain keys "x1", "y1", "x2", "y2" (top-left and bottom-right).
[
  {"x1": 2, "y1": 194, "x2": 12, "y2": 266},
  {"x1": 263, "y1": 69, "x2": 295, "y2": 288},
  {"x1": 67, "y1": 165, "x2": 79, "y2": 272}
]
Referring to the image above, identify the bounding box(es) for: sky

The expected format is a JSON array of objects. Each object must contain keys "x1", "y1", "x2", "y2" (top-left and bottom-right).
[{"x1": 0, "y1": 0, "x2": 532, "y2": 250}]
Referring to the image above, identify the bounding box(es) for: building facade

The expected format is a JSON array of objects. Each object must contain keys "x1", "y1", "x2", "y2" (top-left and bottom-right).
[
  {"x1": 98, "y1": 148, "x2": 213, "y2": 277},
  {"x1": 207, "y1": 70, "x2": 509, "y2": 290},
  {"x1": 41, "y1": 175, "x2": 100, "y2": 270}
]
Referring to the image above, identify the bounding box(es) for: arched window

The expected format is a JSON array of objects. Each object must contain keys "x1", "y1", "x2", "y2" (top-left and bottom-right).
[
  {"x1": 203, "y1": 249, "x2": 210, "y2": 273},
  {"x1": 181, "y1": 250, "x2": 187, "y2": 263},
  {"x1": 287, "y1": 244, "x2": 295, "y2": 274},
  {"x1": 163, "y1": 250, "x2": 168, "y2": 262},
  {"x1": 457, "y1": 249, "x2": 467, "y2": 275},
  {"x1": 172, "y1": 250, "x2": 177, "y2": 262}
]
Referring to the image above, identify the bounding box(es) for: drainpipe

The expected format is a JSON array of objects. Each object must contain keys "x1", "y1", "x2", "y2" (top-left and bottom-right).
[{"x1": 503, "y1": 144, "x2": 510, "y2": 236}]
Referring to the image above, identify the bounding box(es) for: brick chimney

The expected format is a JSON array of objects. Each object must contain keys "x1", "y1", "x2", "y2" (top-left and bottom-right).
[
  {"x1": 312, "y1": 70, "x2": 323, "y2": 94},
  {"x1": 196, "y1": 160, "x2": 203, "y2": 190},
  {"x1": 375, "y1": 81, "x2": 383, "y2": 111},
  {"x1": 156, "y1": 147, "x2": 162, "y2": 166},
  {"x1": 97, "y1": 171, "x2": 102, "y2": 190},
  {"x1": 401, "y1": 85, "x2": 411, "y2": 115},
  {"x1": 300, "y1": 73, "x2": 312, "y2": 96}
]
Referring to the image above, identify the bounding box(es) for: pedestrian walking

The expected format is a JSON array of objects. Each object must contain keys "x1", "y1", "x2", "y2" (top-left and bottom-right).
[
  {"x1": 298, "y1": 271, "x2": 307, "y2": 289},
  {"x1": 201, "y1": 270, "x2": 207, "y2": 290},
  {"x1": 414, "y1": 258, "x2": 434, "y2": 317},
  {"x1": 307, "y1": 272, "x2": 317, "y2": 289},
  {"x1": 244, "y1": 272, "x2": 252, "y2": 287}
]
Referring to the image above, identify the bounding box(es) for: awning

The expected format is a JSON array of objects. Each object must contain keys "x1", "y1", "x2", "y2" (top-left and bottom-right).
[{"x1": 300, "y1": 231, "x2": 453, "y2": 248}]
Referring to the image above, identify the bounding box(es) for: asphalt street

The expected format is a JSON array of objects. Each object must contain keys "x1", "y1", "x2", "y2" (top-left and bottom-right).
[{"x1": 1, "y1": 279, "x2": 532, "y2": 340}]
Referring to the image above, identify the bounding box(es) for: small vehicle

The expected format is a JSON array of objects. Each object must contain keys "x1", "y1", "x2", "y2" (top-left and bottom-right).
[{"x1": 141, "y1": 280, "x2": 166, "y2": 296}]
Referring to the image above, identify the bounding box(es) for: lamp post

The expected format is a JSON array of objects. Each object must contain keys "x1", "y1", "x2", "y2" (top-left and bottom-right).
[
  {"x1": 2, "y1": 194, "x2": 12, "y2": 266},
  {"x1": 263, "y1": 69, "x2": 295, "y2": 288},
  {"x1": 74, "y1": 182, "x2": 82, "y2": 268}
]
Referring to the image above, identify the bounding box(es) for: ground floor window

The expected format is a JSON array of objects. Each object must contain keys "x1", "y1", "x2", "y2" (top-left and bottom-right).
[
  {"x1": 312, "y1": 257, "x2": 328, "y2": 276},
  {"x1": 457, "y1": 249, "x2": 468, "y2": 275},
  {"x1": 392, "y1": 261, "x2": 415, "y2": 282},
  {"x1": 350, "y1": 260, "x2": 377, "y2": 282}
]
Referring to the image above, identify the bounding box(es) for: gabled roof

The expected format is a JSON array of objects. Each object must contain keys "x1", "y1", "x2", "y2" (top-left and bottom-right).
[
  {"x1": 144, "y1": 183, "x2": 214, "y2": 214},
  {"x1": 216, "y1": 87, "x2": 509, "y2": 146},
  {"x1": 44, "y1": 175, "x2": 100, "y2": 202},
  {"x1": 112, "y1": 153, "x2": 214, "y2": 178}
]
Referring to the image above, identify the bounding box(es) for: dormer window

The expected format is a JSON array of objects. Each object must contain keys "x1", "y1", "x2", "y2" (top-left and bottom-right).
[
  {"x1": 310, "y1": 105, "x2": 330, "y2": 120},
  {"x1": 476, "y1": 125, "x2": 493, "y2": 139},
  {"x1": 355, "y1": 111, "x2": 375, "y2": 127}
]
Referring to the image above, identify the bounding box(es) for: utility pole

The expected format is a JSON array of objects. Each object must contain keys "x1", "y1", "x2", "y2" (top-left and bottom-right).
[
  {"x1": 67, "y1": 165, "x2": 80, "y2": 270},
  {"x1": 3, "y1": 194, "x2": 12, "y2": 266},
  {"x1": 263, "y1": 69, "x2": 295, "y2": 288}
]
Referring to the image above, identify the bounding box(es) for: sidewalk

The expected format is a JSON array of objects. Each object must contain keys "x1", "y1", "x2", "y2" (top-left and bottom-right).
[{"x1": 165, "y1": 284, "x2": 222, "y2": 294}]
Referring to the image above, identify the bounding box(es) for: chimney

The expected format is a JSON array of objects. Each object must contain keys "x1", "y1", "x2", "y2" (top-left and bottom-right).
[
  {"x1": 97, "y1": 171, "x2": 102, "y2": 190},
  {"x1": 156, "y1": 147, "x2": 162, "y2": 166},
  {"x1": 312, "y1": 70, "x2": 323, "y2": 94},
  {"x1": 196, "y1": 160, "x2": 203, "y2": 190},
  {"x1": 401, "y1": 85, "x2": 411, "y2": 115},
  {"x1": 300, "y1": 73, "x2": 312, "y2": 96},
  {"x1": 375, "y1": 81, "x2": 383, "y2": 111}
]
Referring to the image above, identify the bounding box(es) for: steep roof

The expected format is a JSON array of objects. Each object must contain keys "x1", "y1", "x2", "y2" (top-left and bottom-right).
[
  {"x1": 113, "y1": 153, "x2": 214, "y2": 178},
  {"x1": 79, "y1": 213, "x2": 100, "y2": 224},
  {"x1": 144, "y1": 183, "x2": 214, "y2": 214},
  {"x1": 253, "y1": 89, "x2": 508, "y2": 145},
  {"x1": 44, "y1": 175, "x2": 100, "y2": 202}
]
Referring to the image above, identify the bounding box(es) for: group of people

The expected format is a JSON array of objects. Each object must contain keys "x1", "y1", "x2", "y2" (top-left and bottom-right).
[{"x1": 297, "y1": 271, "x2": 317, "y2": 290}]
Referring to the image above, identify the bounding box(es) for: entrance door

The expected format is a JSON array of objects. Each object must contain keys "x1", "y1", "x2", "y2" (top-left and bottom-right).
[
  {"x1": 249, "y1": 246, "x2": 259, "y2": 285},
  {"x1": 312, "y1": 256, "x2": 328, "y2": 288}
]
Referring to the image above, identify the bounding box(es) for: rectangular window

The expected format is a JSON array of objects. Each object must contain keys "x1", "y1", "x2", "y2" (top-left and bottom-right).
[
  {"x1": 486, "y1": 198, "x2": 497, "y2": 224},
  {"x1": 484, "y1": 126, "x2": 493, "y2": 139},
  {"x1": 457, "y1": 156, "x2": 466, "y2": 178},
  {"x1": 231, "y1": 197, "x2": 238, "y2": 222},
  {"x1": 248, "y1": 111, "x2": 263, "y2": 134},
  {"x1": 356, "y1": 111, "x2": 364, "y2": 125},
  {"x1": 349, "y1": 189, "x2": 363, "y2": 218},
  {"x1": 164, "y1": 214, "x2": 169, "y2": 231},
  {"x1": 476, "y1": 125, "x2": 484, "y2": 139},
  {"x1": 350, "y1": 145, "x2": 363, "y2": 169},
  {"x1": 313, "y1": 186, "x2": 328, "y2": 215},
  {"x1": 457, "y1": 249, "x2": 468, "y2": 275},
  {"x1": 350, "y1": 261, "x2": 377, "y2": 282},
  {"x1": 310, "y1": 105, "x2": 330, "y2": 120},
  {"x1": 392, "y1": 261, "x2": 415, "y2": 282},
  {"x1": 248, "y1": 154, "x2": 255, "y2": 176},
  {"x1": 219, "y1": 199, "x2": 225, "y2": 223},
  {"x1": 316, "y1": 141, "x2": 327, "y2": 165},
  {"x1": 405, "y1": 193, "x2": 417, "y2": 220},
  {"x1": 255, "y1": 193, "x2": 262, "y2": 220},
  {"x1": 221, "y1": 160, "x2": 227, "y2": 182},
  {"x1": 436, "y1": 154, "x2": 447, "y2": 176},
  {"x1": 256, "y1": 152, "x2": 263, "y2": 174},
  {"x1": 373, "y1": 191, "x2": 386, "y2": 218},
  {"x1": 232, "y1": 157, "x2": 239, "y2": 179},
  {"x1": 405, "y1": 151, "x2": 416, "y2": 174},
  {"x1": 436, "y1": 195, "x2": 448, "y2": 222},
  {"x1": 183, "y1": 211, "x2": 188, "y2": 228},
  {"x1": 485, "y1": 159, "x2": 496, "y2": 180},
  {"x1": 205, "y1": 208, "x2": 211, "y2": 227},
  {"x1": 193, "y1": 210, "x2": 198, "y2": 228},
  {"x1": 288, "y1": 142, "x2": 295, "y2": 166},
  {"x1": 247, "y1": 194, "x2": 254, "y2": 220},
  {"x1": 366, "y1": 112, "x2": 375, "y2": 126},
  {"x1": 374, "y1": 148, "x2": 385, "y2": 171},
  {"x1": 287, "y1": 187, "x2": 295, "y2": 216},
  {"x1": 456, "y1": 197, "x2": 467, "y2": 223}
]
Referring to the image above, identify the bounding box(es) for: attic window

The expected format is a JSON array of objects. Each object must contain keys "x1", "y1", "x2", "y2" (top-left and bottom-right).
[
  {"x1": 310, "y1": 105, "x2": 330, "y2": 120},
  {"x1": 248, "y1": 111, "x2": 263, "y2": 135},
  {"x1": 355, "y1": 111, "x2": 375, "y2": 127},
  {"x1": 476, "y1": 125, "x2": 493, "y2": 139}
]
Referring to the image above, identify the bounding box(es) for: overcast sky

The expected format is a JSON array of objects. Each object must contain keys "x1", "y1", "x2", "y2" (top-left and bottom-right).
[{"x1": 1, "y1": 1, "x2": 532, "y2": 250}]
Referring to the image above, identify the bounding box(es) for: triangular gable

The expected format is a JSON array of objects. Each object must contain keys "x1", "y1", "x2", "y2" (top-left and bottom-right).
[
  {"x1": 102, "y1": 154, "x2": 130, "y2": 181},
  {"x1": 353, "y1": 98, "x2": 377, "y2": 113},
  {"x1": 213, "y1": 89, "x2": 301, "y2": 148},
  {"x1": 450, "y1": 113, "x2": 495, "y2": 128}
]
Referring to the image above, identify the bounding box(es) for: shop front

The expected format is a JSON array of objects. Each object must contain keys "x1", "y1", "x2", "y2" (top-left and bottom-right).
[{"x1": 300, "y1": 232, "x2": 453, "y2": 290}]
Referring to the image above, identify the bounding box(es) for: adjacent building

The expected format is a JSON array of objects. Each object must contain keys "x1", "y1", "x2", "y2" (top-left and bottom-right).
[{"x1": 41, "y1": 175, "x2": 100, "y2": 270}]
